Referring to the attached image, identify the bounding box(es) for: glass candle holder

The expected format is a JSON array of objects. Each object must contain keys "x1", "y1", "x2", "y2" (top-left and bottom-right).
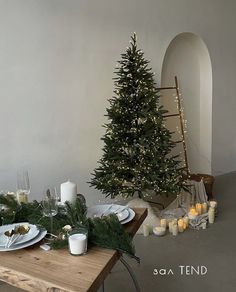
[{"x1": 68, "y1": 227, "x2": 88, "y2": 256}]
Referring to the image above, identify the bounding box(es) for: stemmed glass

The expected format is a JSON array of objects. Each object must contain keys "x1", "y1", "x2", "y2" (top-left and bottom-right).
[
  {"x1": 17, "y1": 170, "x2": 30, "y2": 203},
  {"x1": 42, "y1": 187, "x2": 58, "y2": 239}
]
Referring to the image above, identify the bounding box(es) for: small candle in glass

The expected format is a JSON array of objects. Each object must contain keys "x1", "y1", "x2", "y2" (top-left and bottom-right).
[{"x1": 68, "y1": 227, "x2": 88, "y2": 256}]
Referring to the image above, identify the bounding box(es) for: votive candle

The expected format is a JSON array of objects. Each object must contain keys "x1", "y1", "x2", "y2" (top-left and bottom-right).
[{"x1": 69, "y1": 234, "x2": 87, "y2": 255}]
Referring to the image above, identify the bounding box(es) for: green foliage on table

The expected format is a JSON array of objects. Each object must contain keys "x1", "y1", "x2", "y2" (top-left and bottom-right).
[
  {"x1": 90, "y1": 33, "x2": 187, "y2": 199},
  {"x1": 0, "y1": 194, "x2": 135, "y2": 258},
  {"x1": 88, "y1": 214, "x2": 135, "y2": 257}
]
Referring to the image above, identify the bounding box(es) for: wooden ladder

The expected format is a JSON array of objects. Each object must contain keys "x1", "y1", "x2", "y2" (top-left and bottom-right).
[{"x1": 158, "y1": 76, "x2": 189, "y2": 175}]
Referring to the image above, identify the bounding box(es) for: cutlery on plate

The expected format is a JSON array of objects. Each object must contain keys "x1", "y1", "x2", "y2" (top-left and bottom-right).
[
  {"x1": 4, "y1": 225, "x2": 30, "y2": 248},
  {"x1": 8, "y1": 225, "x2": 30, "y2": 248},
  {"x1": 4, "y1": 229, "x2": 15, "y2": 248}
]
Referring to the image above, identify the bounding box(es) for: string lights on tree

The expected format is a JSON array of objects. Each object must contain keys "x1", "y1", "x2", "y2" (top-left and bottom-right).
[{"x1": 90, "y1": 33, "x2": 188, "y2": 198}]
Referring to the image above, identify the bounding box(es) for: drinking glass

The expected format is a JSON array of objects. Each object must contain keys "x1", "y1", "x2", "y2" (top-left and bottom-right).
[
  {"x1": 42, "y1": 187, "x2": 58, "y2": 239},
  {"x1": 17, "y1": 170, "x2": 30, "y2": 203}
]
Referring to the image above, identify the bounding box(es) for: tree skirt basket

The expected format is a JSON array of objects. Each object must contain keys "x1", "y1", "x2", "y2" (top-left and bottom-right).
[{"x1": 187, "y1": 173, "x2": 215, "y2": 199}]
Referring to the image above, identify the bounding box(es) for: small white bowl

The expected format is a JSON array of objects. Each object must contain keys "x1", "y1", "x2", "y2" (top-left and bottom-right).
[{"x1": 153, "y1": 226, "x2": 166, "y2": 236}]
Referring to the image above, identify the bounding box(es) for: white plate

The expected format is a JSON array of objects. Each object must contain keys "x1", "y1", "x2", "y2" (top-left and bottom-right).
[
  {"x1": 87, "y1": 204, "x2": 129, "y2": 222},
  {"x1": 120, "y1": 208, "x2": 135, "y2": 225},
  {"x1": 0, "y1": 229, "x2": 47, "y2": 252},
  {"x1": 0, "y1": 223, "x2": 39, "y2": 247}
]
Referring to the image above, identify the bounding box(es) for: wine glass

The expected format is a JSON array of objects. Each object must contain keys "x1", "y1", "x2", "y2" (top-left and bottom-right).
[
  {"x1": 17, "y1": 170, "x2": 30, "y2": 203},
  {"x1": 42, "y1": 187, "x2": 58, "y2": 239}
]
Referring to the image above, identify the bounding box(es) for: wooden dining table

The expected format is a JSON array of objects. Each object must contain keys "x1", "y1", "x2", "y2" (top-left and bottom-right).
[{"x1": 0, "y1": 208, "x2": 147, "y2": 292}]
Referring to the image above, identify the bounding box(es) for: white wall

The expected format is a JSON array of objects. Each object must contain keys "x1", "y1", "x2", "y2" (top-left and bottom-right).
[
  {"x1": 161, "y1": 33, "x2": 212, "y2": 174},
  {"x1": 0, "y1": 0, "x2": 235, "y2": 204}
]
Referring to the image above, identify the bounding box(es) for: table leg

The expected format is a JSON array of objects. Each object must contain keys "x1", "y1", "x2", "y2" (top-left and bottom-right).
[
  {"x1": 102, "y1": 281, "x2": 105, "y2": 292},
  {"x1": 120, "y1": 256, "x2": 141, "y2": 292}
]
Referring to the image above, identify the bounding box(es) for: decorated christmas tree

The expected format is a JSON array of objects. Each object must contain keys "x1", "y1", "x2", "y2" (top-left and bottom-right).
[{"x1": 91, "y1": 33, "x2": 186, "y2": 198}]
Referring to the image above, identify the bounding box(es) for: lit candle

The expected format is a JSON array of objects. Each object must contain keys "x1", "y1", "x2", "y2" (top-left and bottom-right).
[
  {"x1": 189, "y1": 207, "x2": 196, "y2": 214},
  {"x1": 195, "y1": 203, "x2": 202, "y2": 215},
  {"x1": 60, "y1": 180, "x2": 77, "y2": 204},
  {"x1": 208, "y1": 207, "x2": 215, "y2": 224},
  {"x1": 178, "y1": 219, "x2": 184, "y2": 233},
  {"x1": 183, "y1": 222, "x2": 187, "y2": 230},
  {"x1": 160, "y1": 219, "x2": 167, "y2": 229},
  {"x1": 143, "y1": 224, "x2": 150, "y2": 237},
  {"x1": 202, "y1": 203, "x2": 208, "y2": 214},
  {"x1": 172, "y1": 223, "x2": 178, "y2": 236}
]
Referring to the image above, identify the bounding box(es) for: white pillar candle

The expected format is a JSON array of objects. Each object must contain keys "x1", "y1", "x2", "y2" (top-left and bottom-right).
[
  {"x1": 160, "y1": 219, "x2": 167, "y2": 229},
  {"x1": 202, "y1": 203, "x2": 208, "y2": 214},
  {"x1": 143, "y1": 224, "x2": 150, "y2": 237},
  {"x1": 168, "y1": 221, "x2": 173, "y2": 233},
  {"x1": 172, "y1": 224, "x2": 178, "y2": 236},
  {"x1": 183, "y1": 216, "x2": 189, "y2": 227},
  {"x1": 61, "y1": 180, "x2": 77, "y2": 204},
  {"x1": 69, "y1": 233, "x2": 87, "y2": 255},
  {"x1": 208, "y1": 207, "x2": 215, "y2": 224}
]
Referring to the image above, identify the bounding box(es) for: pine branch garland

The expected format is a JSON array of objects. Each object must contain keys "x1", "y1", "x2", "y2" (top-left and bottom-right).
[
  {"x1": 88, "y1": 214, "x2": 135, "y2": 256},
  {"x1": 0, "y1": 194, "x2": 135, "y2": 258}
]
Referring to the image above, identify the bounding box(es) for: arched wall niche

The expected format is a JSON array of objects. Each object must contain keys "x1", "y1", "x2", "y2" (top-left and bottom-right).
[{"x1": 161, "y1": 32, "x2": 212, "y2": 174}]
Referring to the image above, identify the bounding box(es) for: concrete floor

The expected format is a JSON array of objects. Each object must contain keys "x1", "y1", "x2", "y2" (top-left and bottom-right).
[{"x1": 1, "y1": 172, "x2": 236, "y2": 292}]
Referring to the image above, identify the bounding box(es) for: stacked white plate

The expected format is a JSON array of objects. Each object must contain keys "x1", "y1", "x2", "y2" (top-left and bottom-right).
[
  {"x1": 0, "y1": 223, "x2": 47, "y2": 252},
  {"x1": 87, "y1": 204, "x2": 135, "y2": 224}
]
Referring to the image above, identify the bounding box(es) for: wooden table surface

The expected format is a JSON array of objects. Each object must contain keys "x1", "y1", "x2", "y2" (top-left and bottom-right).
[{"x1": 0, "y1": 208, "x2": 147, "y2": 292}]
